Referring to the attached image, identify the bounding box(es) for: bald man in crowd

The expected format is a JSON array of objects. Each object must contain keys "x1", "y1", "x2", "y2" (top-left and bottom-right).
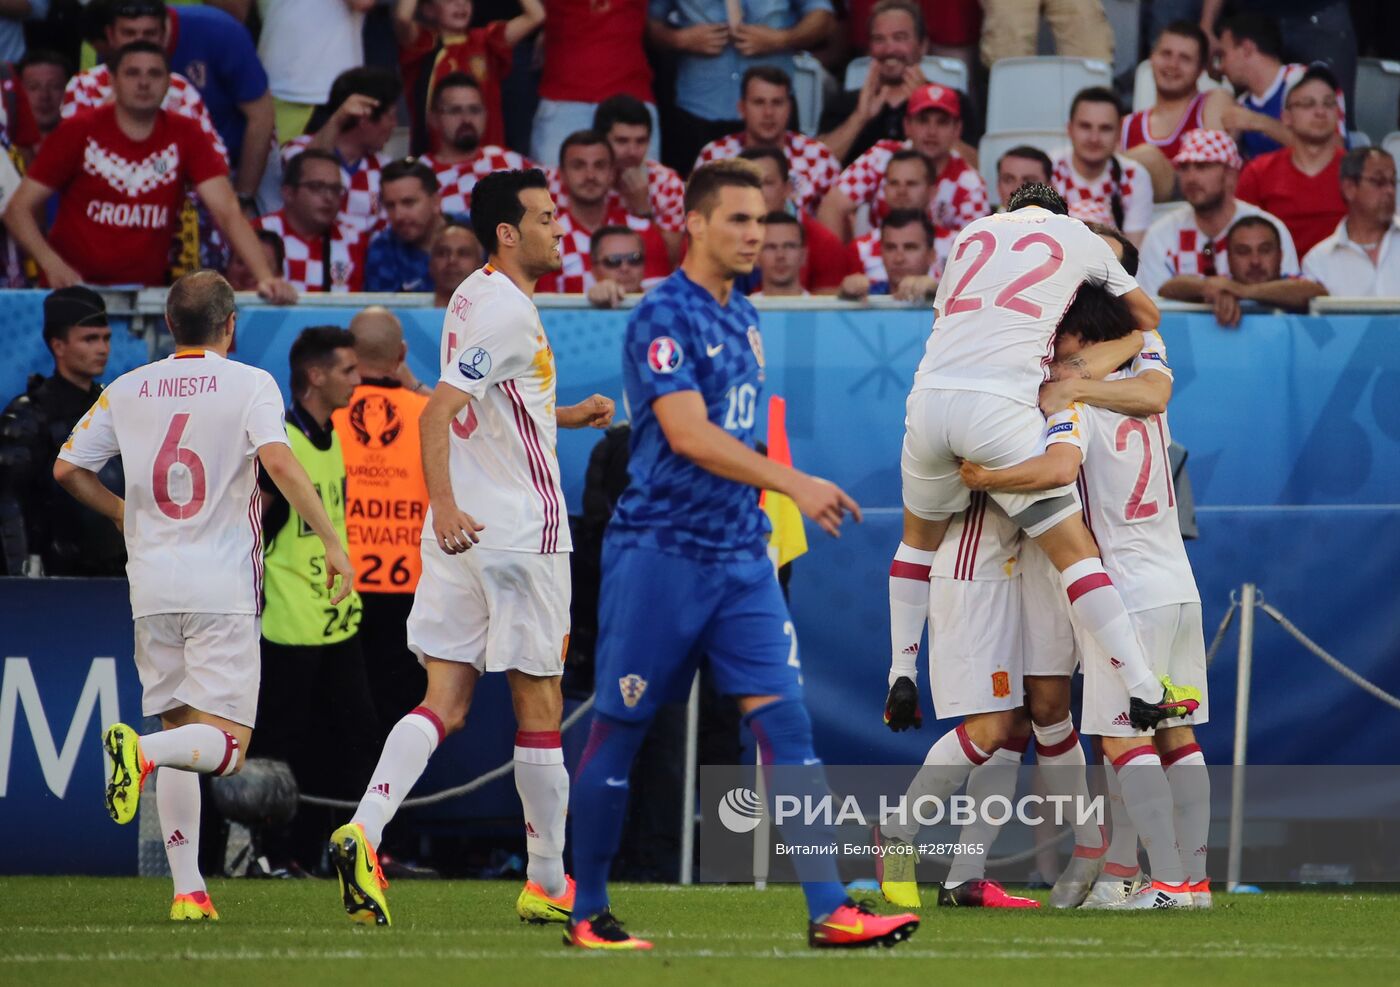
[{"x1": 331, "y1": 307, "x2": 432, "y2": 735}]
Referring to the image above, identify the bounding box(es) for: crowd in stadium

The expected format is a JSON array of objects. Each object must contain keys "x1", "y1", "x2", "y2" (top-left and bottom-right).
[{"x1": 0, "y1": 0, "x2": 1394, "y2": 315}]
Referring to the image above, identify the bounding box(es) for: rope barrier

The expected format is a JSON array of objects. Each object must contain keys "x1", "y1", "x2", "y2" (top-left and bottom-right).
[
  {"x1": 1204, "y1": 597, "x2": 1239, "y2": 667},
  {"x1": 1257, "y1": 601, "x2": 1400, "y2": 712},
  {"x1": 297, "y1": 696, "x2": 596, "y2": 809}
]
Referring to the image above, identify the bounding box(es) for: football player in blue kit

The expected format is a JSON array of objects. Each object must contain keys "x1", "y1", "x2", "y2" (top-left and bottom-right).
[{"x1": 565, "y1": 159, "x2": 921, "y2": 951}]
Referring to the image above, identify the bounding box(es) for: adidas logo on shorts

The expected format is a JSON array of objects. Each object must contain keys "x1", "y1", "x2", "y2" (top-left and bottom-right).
[{"x1": 1112, "y1": 712, "x2": 1132, "y2": 726}]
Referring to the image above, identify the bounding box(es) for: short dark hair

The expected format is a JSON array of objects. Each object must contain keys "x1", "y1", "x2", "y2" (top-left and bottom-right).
[
  {"x1": 868, "y1": 0, "x2": 924, "y2": 40},
  {"x1": 1341, "y1": 146, "x2": 1394, "y2": 181},
  {"x1": 325, "y1": 66, "x2": 401, "y2": 122},
  {"x1": 764, "y1": 210, "x2": 805, "y2": 244},
  {"x1": 737, "y1": 145, "x2": 789, "y2": 182},
  {"x1": 290, "y1": 325, "x2": 356, "y2": 395},
  {"x1": 165, "y1": 270, "x2": 236, "y2": 346},
  {"x1": 255, "y1": 229, "x2": 286, "y2": 271},
  {"x1": 593, "y1": 94, "x2": 652, "y2": 137},
  {"x1": 470, "y1": 168, "x2": 550, "y2": 255},
  {"x1": 887, "y1": 148, "x2": 935, "y2": 183},
  {"x1": 110, "y1": 0, "x2": 166, "y2": 21},
  {"x1": 1058, "y1": 284, "x2": 1138, "y2": 344},
  {"x1": 1070, "y1": 85, "x2": 1122, "y2": 120},
  {"x1": 110, "y1": 40, "x2": 169, "y2": 73},
  {"x1": 685, "y1": 159, "x2": 764, "y2": 217},
  {"x1": 881, "y1": 207, "x2": 935, "y2": 245},
  {"x1": 1287, "y1": 64, "x2": 1341, "y2": 104},
  {"x1": 381, "y1": 157, "x2": 440, "y2": 195},
  {"x1": 998, "y1": 145, "x2": 1054, "y2": 183},
  {"x1": 1226, "y1": 215, "x2": 1282, "y2": 249},
  {"x1": 1218, "y1": 13, "x2": 1282, "y2": 60},
  {"x1": 1007, "y1": 181, "x2": 1068, "y2": 215},
  {"x1": 741, "y1": 65, "x2": 794, "y2": 102},
  {"x1": 560, "y1": 129, "x2": 612, "y2": 166},
  {"x1": 1086, "y1": 221, "x2": 1139, "y2": 277},
  {"x1": 589, "y1": 224, "x2": 643, "y2": 258},
  {"x1": 431, "y1": 71, "x2": 481, "y2": 110},
  {"x1": 19, "y1": 48, "x2": 73, "y2": 79},
  {"x1": 1157, "y1": 19, "x2": 1209, "y2": 67},
  {"x1": 283, "y1": 147, "x2": 340, "y2": 188}
]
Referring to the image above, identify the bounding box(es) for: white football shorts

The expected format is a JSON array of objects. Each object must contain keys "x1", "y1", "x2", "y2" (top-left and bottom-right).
[
  {"x1": 133, "y1": 612, "x2": 261, "y2": 726},
  {"x1": 902, "y1": 388, "x2": 1081, "y2": 538},
  {"x1": 407, "y1": 542, "x2": 571, "y2": 677},
  {"x1": 1019, "y1": 540, "x2": 1079, "y2": 677},
  {"x1": 928, "y1": 576, "x2": 1024, "y2": 719},
  {"x1": 1081, "y1": 603, "x2": 1210, "y2": 737}
]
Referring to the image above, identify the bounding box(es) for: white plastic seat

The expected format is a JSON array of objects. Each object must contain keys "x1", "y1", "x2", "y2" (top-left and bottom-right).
[
  {"x1": 1356, "y1": 59, "x2": 1400, "y2": 148},
  {"x1": 843, "y1": 55, "x2": 969, "y2": 97},
  {"x1": 986, "y1": 56, "x2": 1113, "y2": 133},
  {"x1": 791, "y1": 52, "x2": 825, "y2": 136}
]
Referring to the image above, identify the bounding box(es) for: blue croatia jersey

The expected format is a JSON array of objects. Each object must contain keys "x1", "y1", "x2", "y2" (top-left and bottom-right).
[{"x1": 608, "y1": 269, "x2": 771, "y2": 561}]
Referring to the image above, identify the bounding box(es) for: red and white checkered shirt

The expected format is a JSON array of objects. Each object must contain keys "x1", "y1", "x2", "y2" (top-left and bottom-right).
[
  {"x1": 61, "y1": 66, "x2": 228, "y2": 161},
  {"x1": 1051, "y1": 153, "x2": 1154, "y2": 235},
  {"x1": 535, "y1": 202, "x2": 670, "y2": 294},
  {"x1": 1137, "y1": 199, "x2": 1299, "y2": 295},
  {"x1": 547, "y1": 159, "x2": 686, "y2": 232},
  {"x1": 836, "y1": 141, "x2": 988, "y2": 244},
  {"x1": 422, "y1": 146, "x2": 536, "y2": 218},
  {"x1": 694, "y1": 131, "x2": 840, "y2": 214},
  {"x1": 254, "y1": 209, "x2": 365, "y2": 293},
  {"x1": 281, "y1": 135, "x2": 390, "y2": 238}
]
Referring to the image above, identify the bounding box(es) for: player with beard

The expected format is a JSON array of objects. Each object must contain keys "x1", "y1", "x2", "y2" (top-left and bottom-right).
[{"x1": 328, "y1": 169, "x2": 614, "y2": 927}]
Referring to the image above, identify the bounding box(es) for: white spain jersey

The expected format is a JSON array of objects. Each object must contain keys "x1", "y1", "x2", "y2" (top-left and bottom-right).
[
  {"x1": 56, "y1": 351, "x2": 289, "y2": 619},
  {"x1": 931, "y1": 491, "x2": 1021, "y2": 582},
  {"x1": 437, "y1": 263, "x2": 572, "y2": 555},
  {"x1": 914, "y1": 207, "x2": 1139, "y2": 408},
  {"x1": 1045, "y1": 332, "x2": 1198, "y2": 611}
]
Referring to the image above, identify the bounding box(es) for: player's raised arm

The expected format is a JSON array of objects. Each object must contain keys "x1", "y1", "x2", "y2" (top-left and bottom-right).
[
  {"x1": 652, "y1": 390, "x2": 861, "y2": 537},
  {"x1": 418, "y1": 381, "x2": 485, "y2": 554},
  {"x1": 257, "y1": 441, "x2": 354, "y2": 603}
]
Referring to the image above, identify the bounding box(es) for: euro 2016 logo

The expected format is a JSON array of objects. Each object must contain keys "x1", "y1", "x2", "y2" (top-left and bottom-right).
[
  {"x1": 718, "y1": 787, "x2": 764, "y2": 833},
  {"x1": 647, "y1": 336, "x2": 683, "y2": 374},
  {"x1": 458, "y1": 347, "x2": 493, "y2": 381}
]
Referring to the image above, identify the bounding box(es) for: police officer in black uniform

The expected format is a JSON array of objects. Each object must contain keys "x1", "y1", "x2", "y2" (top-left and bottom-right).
[{"x1": 0, "y1": 286, "x2": 125, "y2": 576}]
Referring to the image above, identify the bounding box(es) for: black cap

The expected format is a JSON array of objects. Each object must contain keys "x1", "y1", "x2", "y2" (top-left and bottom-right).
[{"x1": 43, "y1": 286, "x2": 108, "y2": 344}]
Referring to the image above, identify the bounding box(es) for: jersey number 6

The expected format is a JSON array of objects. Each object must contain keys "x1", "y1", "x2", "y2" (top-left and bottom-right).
[{"x1": 153, "y1": 413, "x2": 207, "y2": 520}]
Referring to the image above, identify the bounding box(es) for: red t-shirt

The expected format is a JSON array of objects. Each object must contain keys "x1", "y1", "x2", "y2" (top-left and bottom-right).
[
  {"x1": 28, "y1": 105, "x2": 228, "y2": 286},
  {"x1": 801, "y1": 213, "x2": 847, "y2": 291},
  {"x1": 539, "y1": 0, "x2": 652, "y2": 105},
  {"x1": 1235, "y1": 147, "x2": 1346, "y2": 258},
  {"x1": 401, "y1": 21, "x2": 513, "y2": 152}
]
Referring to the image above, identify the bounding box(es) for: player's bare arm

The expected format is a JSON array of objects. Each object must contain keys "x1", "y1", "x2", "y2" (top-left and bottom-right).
[
  {"x1": 1121, "y1": 286, "x2": 1161, "y2": 333},
  {"x1": 652, "y1": 390, "x2": 861, "y2": 537},
  {"x1": 1043, "y1": 368, "x2": 1173, "y2": 418},
  {"x1": 1046, "y1": 330, "x2": 1144, "y2": 382},
  {"x1": 52, "y1": 459, "x2": 124, "y2": 532},
  {"x1": 556, "y1": 394, "x2": 615, "y2": 429},
  {"x1": 420, "y1": 381, "x2": 485, "y2": 554},
  {"x1": 257, "y1": 441, "x2": 354, "y2": 603},
  {"x1": 958, "y1": 443, "x2": 1083, "y2": 493}
]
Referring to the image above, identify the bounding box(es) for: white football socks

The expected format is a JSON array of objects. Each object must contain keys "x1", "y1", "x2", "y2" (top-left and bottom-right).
[
  {"x1": 882, "y1": 724, "x2": 991, "y2": 843},
  {"x1": 888, "y1": 543, "x2": 935, "y2": 685},
  {"x1": 1112, "y1": 746, "x2": 1185, "y2": 885},
  {"x1": 1164, "y1": 744, "x2": 1210, "y2": 883},
  {"x1": 156, "y1": 767, "x2": 205, "y2": 895},
  {"x1": 1033, "y1": 717, "x2": 1103, "y2": 851},
  {"x1": 1060, "y1": 559, "x2": 1159, "y2": 702},
  {"x1": 140, "y1": 724, "x2": 239, "y2": 775},
  {"x1": 945, "y1": 738, "x2": 1026, "y2": 887},
  {"x1": 514, "y1": 731, "x2": 568, "y2": 898},
  {"x1": 352, "y1": 707, "x2": 443, "y2": 850}
]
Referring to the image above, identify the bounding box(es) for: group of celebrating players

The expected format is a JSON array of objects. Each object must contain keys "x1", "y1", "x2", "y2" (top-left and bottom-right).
[{"x1": 64, "y1": 149, "x2": 1209, "y2": 951}]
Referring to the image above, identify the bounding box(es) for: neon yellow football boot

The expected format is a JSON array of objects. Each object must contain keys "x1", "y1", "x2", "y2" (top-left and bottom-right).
[
  {"x1": 329, "y1": 822, "x2": 391, "y2": 926},
  {"x1": 102, "y1": 723, "x2": 150, "y2": 825},
  {"x1": 517, "y1": 874, "x2": 575, "y2": 923},
  {"x1": 170, "y1": 891, "x2": 219, "y2": 921}
]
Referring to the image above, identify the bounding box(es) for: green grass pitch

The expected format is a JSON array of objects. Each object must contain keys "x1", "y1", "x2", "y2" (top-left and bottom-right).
[{"x1": 3, "y1": 878, "x2": 1398, "y2": 986}]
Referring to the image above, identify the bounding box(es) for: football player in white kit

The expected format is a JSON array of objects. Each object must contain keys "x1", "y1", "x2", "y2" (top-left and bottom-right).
[
  {"x1": 963, "y1": 281, "x2": 1210, "y2": 911},
  {"x1": 55, "y1": 271, "x2": 355, "y2": 921},
  {"x1": 881, "y1": 184, "x2": 1198, "y2": 898},
  {"x1": 329, "y1": 169, "x2": 614, "y2": 927},
  {"x1": 879, "y1": 243, "x2": 1149, "y2": 910}
]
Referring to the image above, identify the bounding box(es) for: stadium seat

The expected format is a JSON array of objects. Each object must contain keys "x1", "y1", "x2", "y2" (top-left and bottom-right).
[
  {"x1": 1356, "y1": 58, "x2": 1400, "y2": 147},
  {"x1": 986, "y1": 57, "x2": 1113, "y2": 133},
  {"x1": 791, "y1": 52, "x2": 824, "y2": 136},
  {"x1": 843, "y1": 55, "x2": 969, "y2": 96},
  {"x1": 1131, "y1": 58, "x2": 1231, "y2": 113},
  {"x1": 1350, "y1": 131, "x2": 1372, "y2": 149},
  {"x1": 977, "y1": 130, "x2": 1068, "y2": 204}
]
